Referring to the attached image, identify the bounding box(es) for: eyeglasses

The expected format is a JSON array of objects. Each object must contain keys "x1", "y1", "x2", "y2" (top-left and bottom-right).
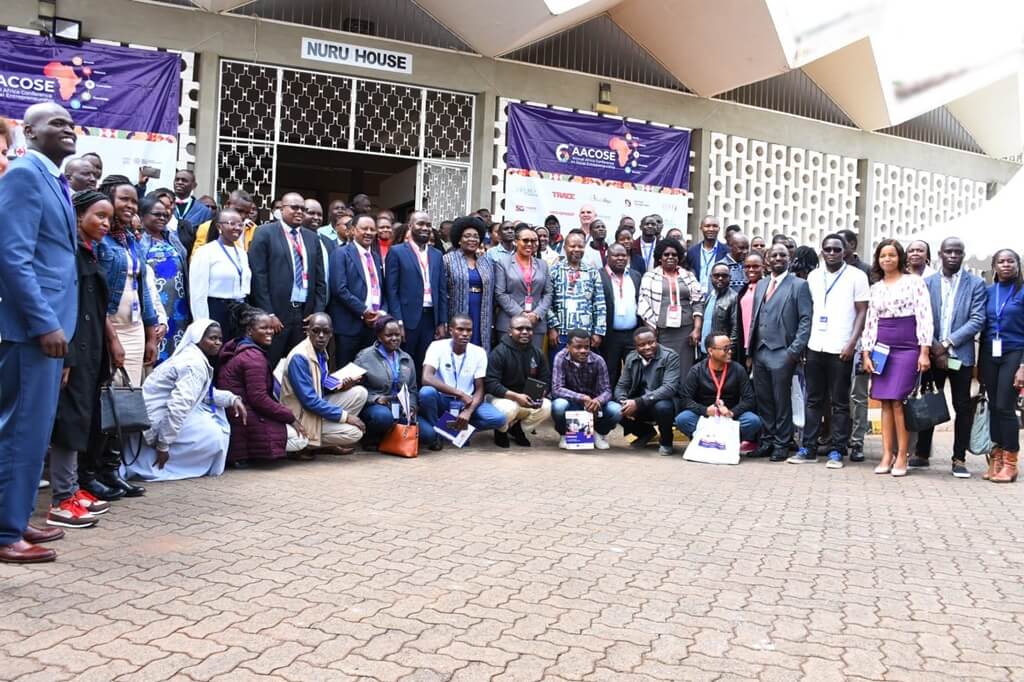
[
  {"x1": 711, "y1": 345, "x2": 734, "y2": 352},
  {"x1": 518, "y1": 238, "x2": 538, "y2": 244},
  {"x1": 822, "y1": 247, "x2": 844, "y2": 253},
  {"x1": 219, "y1": 220, "x2": 243, "y2": 227},
  {"x1": 284, "y1": 205, "x2": 305, "y2": 211},
  {"x1": 149, "y1": 213, "x2": 170, "y2": 221},
  {"x1": 711, "y1": 273, "x2": 731, "y2": 278},
  {"x1": 661, "y1": 252, "x2": 679, "y2": 258}
]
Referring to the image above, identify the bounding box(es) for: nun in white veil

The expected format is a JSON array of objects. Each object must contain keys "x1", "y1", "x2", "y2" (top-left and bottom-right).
[{"x1": 124, "y1": 319, "x2": 246, "y2": 481}]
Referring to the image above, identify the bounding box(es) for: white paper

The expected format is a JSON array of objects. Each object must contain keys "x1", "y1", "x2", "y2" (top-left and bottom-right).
[
  {"x1": 330, "y1": 362, "x2": 367, "y2": 383},
  {"x1": 397, "y1": 383, "x2": 411, "y2": 418}
]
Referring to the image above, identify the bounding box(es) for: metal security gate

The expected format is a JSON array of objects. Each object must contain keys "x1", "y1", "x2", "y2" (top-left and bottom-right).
[{"x1": 216, "y1": 59, "x2": 474, "y2": 219}]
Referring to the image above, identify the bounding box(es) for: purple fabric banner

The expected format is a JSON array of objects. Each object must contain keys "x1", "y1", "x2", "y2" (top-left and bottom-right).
[
  {"x1": 0, "y1": 31, "x2": 180, "y2": 135},
  {"x1": 506, "y1": 103, "x2": 691, "y2": 190}
]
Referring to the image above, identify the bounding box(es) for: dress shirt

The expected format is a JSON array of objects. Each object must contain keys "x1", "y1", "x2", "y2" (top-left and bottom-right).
[
  {"x1": 608, "y1": 269, "x2": 638, "y2": 331},
  {"x1": 413, "y1": 242, "x2": 433, "y2": 307},
  {"x1": 939, "y1": 269, "x2": 962, "y2": 344},
  {"x1": 281, "y1": 220, "x2": 308, "y2": 304},
  {"x1": 188, "y1": 239, "x2": 252, "y2": 320},
  {"x1": 354, "y1": 242, "x2": 382, "y2": 311}
]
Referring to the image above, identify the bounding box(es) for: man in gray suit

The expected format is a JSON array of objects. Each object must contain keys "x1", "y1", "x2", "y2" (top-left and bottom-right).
[
  {"x1": 911, "y1": 237, "x2": 987, "y2": 477},
  {"x1": 748, "y1": 243, "x2": 812, "y2": 461}
]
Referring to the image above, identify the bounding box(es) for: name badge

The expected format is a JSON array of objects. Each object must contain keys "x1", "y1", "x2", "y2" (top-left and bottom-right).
[
  {"x1": 524, "y1": 296, "x2": 534, "y2": 312},
  {"x1": 666, "y1": 304, "x2": 682, "y2": 327},
  {"x1": 993, "y1": 337, "x2": 1003, "y2": 358},
  {"x1": 816, "y1": 315, "x2": 829, "y2": 332},
  {"x1": 131, "y1": 300, "x2": 141, "y2": 324},
  {"x1": 449, "y1": 399, "x2": 463, "y2": 416},
  {"x1": 391, "y1": 401, "x2": 400, "y2": 420}
]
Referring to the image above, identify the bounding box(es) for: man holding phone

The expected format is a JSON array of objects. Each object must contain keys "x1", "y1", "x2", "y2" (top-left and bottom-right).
[
  {"x1": 485, "y1": 313, "x2": 551, "y2": 448},
  {"x1": 912, "y1": 237, "x2": 987, "y2": 477}
]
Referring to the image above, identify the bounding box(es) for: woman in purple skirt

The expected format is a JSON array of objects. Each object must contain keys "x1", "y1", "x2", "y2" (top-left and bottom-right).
[{"x1": 861, "y1": 239, "x2": 933, "y2": 477}]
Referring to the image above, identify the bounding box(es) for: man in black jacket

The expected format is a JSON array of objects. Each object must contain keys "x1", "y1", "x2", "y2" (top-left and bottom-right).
[
  {"x1": 700, "y1": 263, "x2": 739, "y2": 354},
  {"x1": 485, "y1": 314, "x2": 552, "y2": 448},
  {"x1": 614, "y1": 328, "x2": 681, "y2": 456},
  {"x1": 599, "y1": 243, "x2": 642, "y2": 389},
  {"x1": 675, "y1": 330, "x2": 762, "y2": 446}
]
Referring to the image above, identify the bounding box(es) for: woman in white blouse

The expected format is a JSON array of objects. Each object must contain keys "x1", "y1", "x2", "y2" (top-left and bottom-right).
[{"x1": 189, "y1": 208, "x2": 252, "y2": 340}]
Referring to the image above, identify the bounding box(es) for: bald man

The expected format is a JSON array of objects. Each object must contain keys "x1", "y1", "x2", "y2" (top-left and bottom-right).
[
  {"x1": 63, "y1": 157, "x2": 97, "y2": 192},
  {"x1": 0, "y1": 103, "x2": 79, "y2": 562},
  {"x1": 248, "y1": 192, "x2": 328, "y2": 366}
]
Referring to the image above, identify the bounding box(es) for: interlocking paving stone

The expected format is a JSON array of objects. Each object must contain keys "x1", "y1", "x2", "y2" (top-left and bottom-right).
[{"x1": 3, "y1": 432, "x2": 1022, "y2": 681}]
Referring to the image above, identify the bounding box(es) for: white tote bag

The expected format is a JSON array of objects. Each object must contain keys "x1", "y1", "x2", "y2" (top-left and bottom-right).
[
  {"x1": 683, "y1": 416, "x2": 741, "y2": 465},
  {"x1": 791, "y1": 374, "x2": 806, "y2": 429}
]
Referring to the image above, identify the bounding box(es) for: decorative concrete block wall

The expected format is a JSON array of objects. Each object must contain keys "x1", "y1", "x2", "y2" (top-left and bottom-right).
[
  {"x1": 869, "y1": 162, "x2": 987, "y2": 246},
  {"x1": 706, "y1": 132, "x2": 860, "y2": 245}
]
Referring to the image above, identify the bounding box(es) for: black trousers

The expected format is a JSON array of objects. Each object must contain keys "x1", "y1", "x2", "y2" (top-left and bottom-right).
[
  {"x1": 802, "y1": 350, "x2": 853, "y2": 455},
  {"x1": 915, "y1": 364, "x2": 974, "y2": 460},
  {"x1": 336, "y1": 326, "x2": 377, "y2": 368},
  {"x1": 267, "y1": 307, "x2": 308, "y2": 369},
  {"x1": 600, "y1": 327, "x2": 636, "y2": 391},
  {"x1": 621, "y1": 399, "x2": 676, "y2": 447},
  {"x1": 980, "y1": 348, "x2": 1023, "y2": 452},
  {"x1": 752, "y1": 348, "x2": 797, "y2": 453}
]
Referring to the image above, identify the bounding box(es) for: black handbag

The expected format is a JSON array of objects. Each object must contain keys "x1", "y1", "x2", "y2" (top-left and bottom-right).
[
  {"x1": 903, "y1": 377, "x2": 951, "y2": 433},
  {"x1": 99, "y1": 368, "x2": 150, "y2": 463}
]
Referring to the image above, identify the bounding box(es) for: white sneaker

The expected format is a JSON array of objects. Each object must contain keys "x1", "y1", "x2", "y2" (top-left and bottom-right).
[
  {"x1": 594, "y1": 434, "x2": 610, "y2": 450},
  {"x1": 558, "y1": 436, "x2": 568, "y2": 450},
  {"x1": 38, "y1": 479, "x2": 50, "y2": 489}
]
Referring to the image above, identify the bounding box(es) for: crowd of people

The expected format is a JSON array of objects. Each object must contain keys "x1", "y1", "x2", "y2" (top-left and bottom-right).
[{"x1": 1, "y1": 103, "x2": 1021, "y2": 566}]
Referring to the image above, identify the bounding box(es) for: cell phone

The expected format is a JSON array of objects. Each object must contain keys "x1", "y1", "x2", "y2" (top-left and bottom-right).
[
  {"x1": 946, "y1": 357, "x2": 962, "y2": 371},
  {"x1": 140, "y1": 166, "x2": 161, "y2": 179}
]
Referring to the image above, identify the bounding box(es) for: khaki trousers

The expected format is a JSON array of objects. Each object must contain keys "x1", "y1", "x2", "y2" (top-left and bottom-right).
[
  {"x1": 320, "y1": 386, "x2": 368, "y2": 447},
  {"x1": 488, "y1": 396, "x2": 551, "y2": 432}
]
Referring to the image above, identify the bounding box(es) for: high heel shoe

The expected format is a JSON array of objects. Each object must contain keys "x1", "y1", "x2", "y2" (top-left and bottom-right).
[
  {"x1": 874, "y1": 460, "x2": 893, "y2": 474},
  {"x1": 891, "y1": 454, "x2": 909, "y2": 477}
]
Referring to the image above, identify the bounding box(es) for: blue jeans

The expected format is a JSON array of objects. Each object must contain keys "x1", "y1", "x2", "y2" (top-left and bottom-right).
[
  {"x1": 418, "y1": 386, "x2": 507, "y2": 444},
  {"x1": 360, "y1": 403, "x2": 415, "y2": 440},
  {"x1": 674, "y1": 409, "x2": 762, "y2": 442},
  {"x1": 551, "y1": 398, "x2": 622, "y2": 436}
]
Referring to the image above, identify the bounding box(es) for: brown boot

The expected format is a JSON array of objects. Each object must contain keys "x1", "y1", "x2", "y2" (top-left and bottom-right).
[
  {"x1": 983, "y1": 448, "x2": 1004, "y2": 480},
  {"x1": 992, "y1": 451, "x2": 1018, "y2": 483}
]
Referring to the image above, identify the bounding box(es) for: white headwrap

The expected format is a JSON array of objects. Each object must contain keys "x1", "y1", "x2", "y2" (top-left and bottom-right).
[{"x1": 171, "y1": 318, "x2": 219, "y2": 360}]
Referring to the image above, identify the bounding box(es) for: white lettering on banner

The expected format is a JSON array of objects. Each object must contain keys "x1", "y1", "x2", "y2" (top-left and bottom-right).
[
  {"x1": 0, "y1": 74, "x2": 56, "y2": 93},
  {"x1": 301, "y1": 37, "x2": 413, "y2": 74}
]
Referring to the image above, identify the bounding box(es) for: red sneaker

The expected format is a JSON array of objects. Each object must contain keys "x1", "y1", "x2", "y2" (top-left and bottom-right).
[
  {"x1": 740, "y1": 440, "x2": 758, "y2": 455},
  {"x1": 47, "y1": 498, "x2": 98, "y2": 529},
  {"x1": 72, "y1": 489, "x2": 110, "y2": 515}
]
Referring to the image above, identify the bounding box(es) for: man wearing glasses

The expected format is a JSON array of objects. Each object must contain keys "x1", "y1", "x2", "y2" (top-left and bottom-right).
[
  {"x1": 675, "y1": 330, "x2": 761, "y2": 447},
  {"x1": 788, "y1": 234, "x2": 869, "y2": 468},
  {"x1": 248, "y1": 192, "x2": 328, "y2": 366}
]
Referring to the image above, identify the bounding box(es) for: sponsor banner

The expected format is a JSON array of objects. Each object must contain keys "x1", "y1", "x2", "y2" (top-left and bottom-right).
[
  {"x1": 505, "y1": 102, "x2": 691, "y2": 189},
  {"x1": 301, "y1": 37, "x2": 413, "y2": 74},
  {"x1": 0, "y1": 30, "x2": 180, "y2": 134},
  {"x1": 504, "y1": 169, "x2": 689, "y2": 230}
]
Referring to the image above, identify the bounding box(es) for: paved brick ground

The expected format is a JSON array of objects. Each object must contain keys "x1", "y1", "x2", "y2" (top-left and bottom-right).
[{"x1": 3, "y1": 432, "x2": 1024, "y2": 681}]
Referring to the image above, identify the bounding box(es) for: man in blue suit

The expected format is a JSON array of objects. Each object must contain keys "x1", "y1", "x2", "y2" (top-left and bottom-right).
[
  {"x1": 385, "y1": 211, "x2": 449, "y2": 377},
  {"x1": 685, "y1": 215, "x2": 728, "y2": 293},
  {"x1": 328, "y1": 213, "x2": 386, "y2": 367},
  {"x1": 0, "y1": 103, "x2": 79, "y2": 563},
  {"x1": 912, "y1": 237, "x2": 987, "y2": 477}
]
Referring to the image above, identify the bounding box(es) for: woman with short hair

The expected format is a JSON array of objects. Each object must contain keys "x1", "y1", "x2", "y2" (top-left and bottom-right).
[
  {"x1": 443, "y1": 216, "x2": 496, "y2": 351},
  {"x1": 637, "y1": 237, "x2": 705, "y2": 379}
]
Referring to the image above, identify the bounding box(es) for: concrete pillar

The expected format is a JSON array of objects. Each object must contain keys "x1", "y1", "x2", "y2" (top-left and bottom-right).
[
  {"x1": 687, "y1": 128, "x2": 711, "y2": 241},
  {"x1": 854, "y1": 158, "x2": 875, "y2": 259},
  {"x1": 474, "y1": 90, "x2": 498, "y2": 212},
  {"x1": 193, "y1": 50, "x2": 220, "y2": 197}
]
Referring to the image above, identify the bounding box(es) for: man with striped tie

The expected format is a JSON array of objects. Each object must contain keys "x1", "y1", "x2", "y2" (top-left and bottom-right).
[{"x1": 248, "y1": 192, "x2": 328, "y2": 367}]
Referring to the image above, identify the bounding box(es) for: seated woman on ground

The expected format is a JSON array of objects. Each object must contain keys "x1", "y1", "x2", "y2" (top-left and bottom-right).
[
  {"x1": 354, "y1": 315, "x2": 418, "y2": 449},
  {"x1": 217, "y1": 305, "x2": 310, "y2": 468},
  {"x1": 124, "y1": 320, "x2": 247, "y2": 481}
]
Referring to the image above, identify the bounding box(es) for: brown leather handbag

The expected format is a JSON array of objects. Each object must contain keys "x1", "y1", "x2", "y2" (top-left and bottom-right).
[{"x1": 379, "y1": 423, "x2": 419, "y2": 458}]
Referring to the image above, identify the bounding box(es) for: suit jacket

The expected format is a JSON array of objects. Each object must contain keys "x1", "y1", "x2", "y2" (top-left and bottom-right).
[
  {"x1": 493, "y1": 256, "x2": 554, "y2": 333},
  {"x1": 328, "y1": 243, "x2": 385, "y2": 334},
  {"x1": 613, "y1": 345, "x2": 681, "y2": 410},
  {"x1": 384, "y1": 242, "x2": 448, "y2": 331},
  {"x1": 0, "y1": 153, "x2": 78, "y2": 342},
  {"x1": 925, "y1": 270, "x2": 987, "y2": 366},
  {"x1": 750, "y1": 273, "x2": 812, "y2": 357},
  {"x1": 685, "y1": 242, "x2": 728, "y2": 282},
  {"x1": 599, "y1": 268, "x2": 642, "y2": 333},
  {"x1": 247, "y1": 221, "x2": 327, "y2": 320}
]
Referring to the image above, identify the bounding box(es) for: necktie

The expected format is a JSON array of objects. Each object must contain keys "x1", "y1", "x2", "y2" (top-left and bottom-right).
[
  {"x1": 765, "y1": 278, "x2": 778, "y2": 301},
  {"x1": 57, "y1": 174, "x2": 72, "y2": 204},
  {"x1": 364, "y1": 251, "x2": 380, "y2": 310},
  {"x1": 289, "y1": 228, "x2": 305, "y2": 292}
]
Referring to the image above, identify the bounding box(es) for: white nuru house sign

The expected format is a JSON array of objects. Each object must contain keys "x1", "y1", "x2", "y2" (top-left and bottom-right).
[{"x1": 301, "y1": 37, "x2": 413, "y2": 74}]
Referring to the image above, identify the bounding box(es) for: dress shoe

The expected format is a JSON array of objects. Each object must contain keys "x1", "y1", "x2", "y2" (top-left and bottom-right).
[
  {"x1": 769, "y1": 449, "x2": 789, "y2": 462},
  {"x1": 81, "y1": 478, "x2": 126, "y2": 502},
  {"x1": 494, "y1": 431, "x2": 510, "y2": 448},
  {"x1": 508, "y1": 423, "x2": 531, "y2": 447},
  {"x1": 849, "y1": 449, "x2": 865, "y2": 463},
  {"x1": 629, "y1": 425, "x2": 656, "y2": 449},
  {"x1": 428, "y1": 438, "x2": 444, "y2": 451},
  {"x1": 23, "y1": 525, "x2": 64, "y2": 544},
  {"x1": 97, "y1": 471, "x2": 145, "y2": 497},
  {"x1": 0, "y1": 540, "x2": 56, "y2": 564}
]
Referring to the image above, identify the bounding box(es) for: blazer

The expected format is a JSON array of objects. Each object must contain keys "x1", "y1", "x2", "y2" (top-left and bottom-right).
[
  {"x1": 613, "y1": 344, "x2": 681, "y2": 410},
  {"x1": 384, "y1": 242, "x2": 448, "y2": 331},
  {"x1": 749, "y1": 273, "x2": 812, "y2": 357},
  {"x1": 247, "y1": 221, "x2": 327, "y2": 320},
  {"x1": 493, "y1": 256, "x2": 554, "y2": 334},
  {"x1": 328, "y1": 243, "x2": 386, "y2": 334},
  {"x1": 925, "y1": 270, "x2": 987, "y2": 366},
  {"x1": 0, "y1": 153, "x2": 78, "y2": 342},
  {"x1": 599, "y1": 268, "x2": 642, "y2": 333},
  {"x1": 685, "y1": 242, "x2": 728, "y2": 283}
]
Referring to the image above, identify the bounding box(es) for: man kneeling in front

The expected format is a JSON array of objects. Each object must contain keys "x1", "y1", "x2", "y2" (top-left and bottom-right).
[
  {"x1": 675, "y1": 330, "x2": 762, "y2": 447},
  {"x1": 551, "y1": 329, "x2": 622, "y2": 449},
  {"x1": 614, "y1": 327, "x2": 681, "y2": 456}
]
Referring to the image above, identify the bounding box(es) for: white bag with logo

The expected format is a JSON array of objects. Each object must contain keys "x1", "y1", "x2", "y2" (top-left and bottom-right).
[{"x1": 683, "y1": 416, "x2": 740, "y2": 465}]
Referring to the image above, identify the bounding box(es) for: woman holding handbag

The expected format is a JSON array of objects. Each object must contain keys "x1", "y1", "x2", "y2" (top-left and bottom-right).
[
  {"x1": 46, "y1": 191, "x2": 123, "y2": 527},
  {"x1": 355, "y1": 316, "x2": 420, "y2": 449},
  {"x1": 980, "y1": 249, "x2": 1024, "y2": 483},
  {"x1": 861, "y1": 239, "x2": 933, "y2": 477}
]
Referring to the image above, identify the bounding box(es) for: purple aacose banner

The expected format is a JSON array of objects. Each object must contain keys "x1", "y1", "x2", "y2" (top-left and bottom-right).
[
  {"x1": 505, "y1": 102, "x2": 691, "y2": 190},
  {"x1": 0, "y1": 31, "x2": 180, "y2": 135}
]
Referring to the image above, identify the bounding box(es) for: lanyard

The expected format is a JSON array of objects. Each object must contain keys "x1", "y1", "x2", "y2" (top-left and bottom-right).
[
  {"x1": 709, "y1": 362, "x2": 728, "y2": 403},
  {"x1": 447, "y1": 346, "x2": 468, "y2": 390},
  {"x1": 206, "y1": 383, "x2": 216, "y2": 413},
  {"x1": 517, "y1": 258, "x2": 534, "y2": 298},
  {"x1": 126, "y1": 240, "x2": 139, "y2": 290},
  {"x1": 664, "y1": 271, "x2": 681, "y2": 307},
  {"x1": 606, "y1": 266, "x2": 625, "y2": 299},
  {"x1": 642, "y1": 241, "x2": 654, "y2": 268},
  {"x1": 377, "y1": 345, "x2": 401, "y2": 394},
  {"x1": 287, "y1": 228, "x2": 308, "y2": 288},
  {"x1": 821, "y1": 264, "x2": 847, "y2": 306},
  {"x1": 995, "y1": 283, "x2": 1015, "y2": 335},
  {"x1": 414, "y1": 245, "x2": 431, "y2": 293},
  {"x1": 174, "y1": 197, "x2": 194, "y2": 221},
  {"x1": 701, "y1": 247, "x2": 716, "y2": 274},
  {"x1": 217, "y1": 238, "x2": 243, "y2": 289}
]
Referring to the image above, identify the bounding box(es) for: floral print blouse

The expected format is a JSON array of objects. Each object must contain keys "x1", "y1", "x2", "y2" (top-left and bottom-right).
[{"x1": 861, "y1": 274, "x2": 933, "y2": 350}]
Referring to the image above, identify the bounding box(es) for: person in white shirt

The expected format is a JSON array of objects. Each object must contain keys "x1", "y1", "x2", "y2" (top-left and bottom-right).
[
  {"x1": 788, "y1": 234, "x2": 869, "y2": 468},
  {"x1": 418, "y1": 315, "x2": 507, "y2": 450},
  {"x1": 189, "y1": 208, "x2": 252, "y2": 340}
]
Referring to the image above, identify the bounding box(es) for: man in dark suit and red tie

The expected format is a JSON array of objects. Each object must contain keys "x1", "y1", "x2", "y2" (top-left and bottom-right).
[
  {"x1": 328, "y1": 213, "x2": 387, "y2": 367},
  {"x1": 0, "y1": 103, "x2": 80, "y2": 563},
  {"x1": 385, "y1": 210, "x2": 449, "y2": 377},
  {"x1": 247, "y1": 192, "x2": 328, "y2": 367}
]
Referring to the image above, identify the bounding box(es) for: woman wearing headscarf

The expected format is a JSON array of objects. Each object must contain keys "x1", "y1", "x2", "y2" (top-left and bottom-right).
[
  {"x1": 443, "y1": 216, "x2": 495, "y2": 351},
  {"x1": 47, "y1": 191, "x2": 120, "y2": 528},
  {"x1": 124, "y1": 319, "x2": 247, "y2": 481},
  {"x1": 138, "y1": 195, "x2": 190, "y2": 362}
]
